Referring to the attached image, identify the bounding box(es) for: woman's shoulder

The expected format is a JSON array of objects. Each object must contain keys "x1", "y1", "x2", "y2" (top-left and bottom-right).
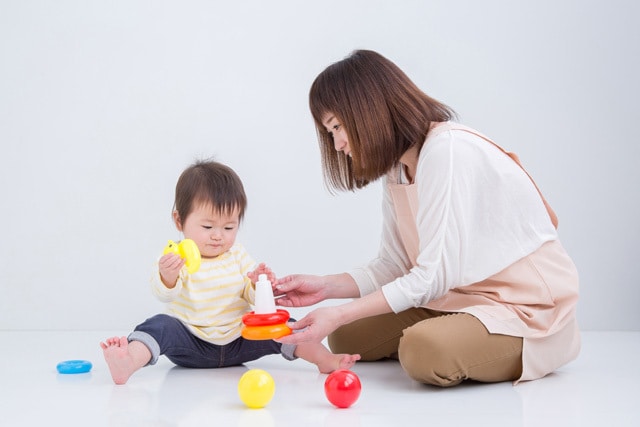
[
  {"x1": 425, "y1": 121, "x2": 483, "y2": 144},
  {"x1": 423, "y1": 122, "x2": 500, "y2": 158},
  {"x1": 418, "y1": 122, "x2": 515, "y2": 185},
  {"x1": 421, "y1": 122, "x2": 474, "y2": 159}
]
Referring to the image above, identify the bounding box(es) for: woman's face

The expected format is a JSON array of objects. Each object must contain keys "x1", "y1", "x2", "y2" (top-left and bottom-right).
[{"x1": 322, "y1": 113, "x2": 351, "y2": 157}]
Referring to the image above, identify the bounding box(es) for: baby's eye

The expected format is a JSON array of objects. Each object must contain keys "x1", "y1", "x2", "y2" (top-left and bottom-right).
[
  {"x1": 202, "y1": 226, "x2": 212, "y2": 230},
  {"x1": 224, "y1": 226, "x2": 235, "y2": 231}
]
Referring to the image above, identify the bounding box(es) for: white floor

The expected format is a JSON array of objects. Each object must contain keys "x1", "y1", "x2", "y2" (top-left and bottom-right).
[{"x1": 0, "y1": 330, "x2": 637, "y2": 426}]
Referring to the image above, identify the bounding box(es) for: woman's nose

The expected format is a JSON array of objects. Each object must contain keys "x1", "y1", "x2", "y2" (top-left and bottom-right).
[{"x1": 333, "y1": 135, "x2": 346, "y2": 152}]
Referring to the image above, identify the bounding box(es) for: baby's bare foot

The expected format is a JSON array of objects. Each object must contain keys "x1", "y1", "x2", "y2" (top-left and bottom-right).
[
  {"x1": 318, "y1": 354, "x2": 361, "y2": 374},
  {"x1": 337, "y1": 354, "x2": 361, "y2": 370},
  {"x1": 100, "y1": 336, "x2": 137, "y2": 385}
]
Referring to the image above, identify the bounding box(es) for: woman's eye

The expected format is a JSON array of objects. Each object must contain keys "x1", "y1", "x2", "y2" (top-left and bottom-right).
[{"x1": 326, "y1": 124, "x2": 340, "y2": 138}]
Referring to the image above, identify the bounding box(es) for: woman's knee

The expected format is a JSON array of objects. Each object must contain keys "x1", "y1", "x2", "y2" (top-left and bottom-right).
[
  {"x1": 398, "y1": 314, "x2": 522, "y2": 387},
  {"x1": 330, "y1": 310, "x2": 434, "y2": 360},
  {"x1": 398, "y1": 323, "x2": 463, "y2": 387}
]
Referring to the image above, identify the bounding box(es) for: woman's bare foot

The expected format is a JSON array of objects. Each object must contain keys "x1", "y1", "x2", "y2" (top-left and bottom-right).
[
  {"x1": 317, "y1": 353, "x2": 361, "y2": 374},
  {"x1": 100, "y1": 336, "x2": 142, "y2": 385}
]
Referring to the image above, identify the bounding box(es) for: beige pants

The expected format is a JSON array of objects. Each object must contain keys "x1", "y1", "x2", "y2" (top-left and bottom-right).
[{"x1": 328, "y1": 308, "x2": 523, "y2": 387}]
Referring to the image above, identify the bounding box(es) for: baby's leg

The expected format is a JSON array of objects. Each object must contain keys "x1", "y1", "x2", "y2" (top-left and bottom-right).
[
  {"x1": 100, "y1": 336, "x2": 151, "y2": 385},
  {"x1": 294, "y1": 342, "x2": 360, "y2": 374}
]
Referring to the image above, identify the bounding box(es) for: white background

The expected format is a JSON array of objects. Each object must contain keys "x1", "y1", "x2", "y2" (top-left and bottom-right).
[{"x1": 1, "y1": 0, "x2": 638, "y2": 332}]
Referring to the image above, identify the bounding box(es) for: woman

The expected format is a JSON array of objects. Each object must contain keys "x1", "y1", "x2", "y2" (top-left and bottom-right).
[{"x1": 274, "y1": 49, "x2": 580, "y2": 387}]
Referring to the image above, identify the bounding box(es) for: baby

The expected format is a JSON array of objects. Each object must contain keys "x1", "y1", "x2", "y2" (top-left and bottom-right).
[{"x1": 101, "y1": 160, "x2": 359, "y2": 384}]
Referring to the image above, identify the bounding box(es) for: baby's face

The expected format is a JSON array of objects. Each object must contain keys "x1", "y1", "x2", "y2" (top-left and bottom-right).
[{"x1": 179, "y1": 204, "x2": 240, "y2": 259}]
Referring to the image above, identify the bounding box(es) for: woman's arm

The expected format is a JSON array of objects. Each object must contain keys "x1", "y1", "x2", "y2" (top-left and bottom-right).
[
  {"x1": 274, "y1": 273, "x2": 360, "y2": 307},
  {"x1": 348, "y1": 170, "x2": 413, "y2": 297}
]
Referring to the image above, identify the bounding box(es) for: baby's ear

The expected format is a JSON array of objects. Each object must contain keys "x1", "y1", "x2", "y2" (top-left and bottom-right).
[{"x1": 172, "y1": 210, "x2": 183, "y2": 231}]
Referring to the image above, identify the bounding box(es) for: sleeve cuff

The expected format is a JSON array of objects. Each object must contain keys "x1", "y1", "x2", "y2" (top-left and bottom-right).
[
  {"x1": 151, "y1": 271, "x2": 182, "y2": 301},
  {"x1": 381, "y1": 283, "x2": 414, "y2": 313}
]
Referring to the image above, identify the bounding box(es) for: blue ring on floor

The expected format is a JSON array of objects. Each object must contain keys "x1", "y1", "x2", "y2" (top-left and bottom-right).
[{"x1": 56, "y1": 360, "x2": 92, "y2": 374}]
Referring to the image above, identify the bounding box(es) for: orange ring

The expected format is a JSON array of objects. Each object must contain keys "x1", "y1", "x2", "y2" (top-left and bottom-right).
[
  {"x1": 241, "y1": 323, "x2": 292, "y2": 340},
  {"x1": 242, "y1": 309, "x2": 290, "y2": 327}
]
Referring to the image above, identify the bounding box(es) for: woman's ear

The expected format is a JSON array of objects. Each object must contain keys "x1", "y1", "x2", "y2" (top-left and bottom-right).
[{"x1": 172, "y1": 210, "x2": 183, "y2": 231}]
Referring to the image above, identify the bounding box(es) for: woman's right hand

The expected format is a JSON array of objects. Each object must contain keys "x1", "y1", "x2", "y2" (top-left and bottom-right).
[{"x1": 273, "y1": 274, "x2": 328, "y2": 307}]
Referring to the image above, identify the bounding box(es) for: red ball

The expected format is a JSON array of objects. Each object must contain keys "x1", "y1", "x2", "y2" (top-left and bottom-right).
[{"x1": 324, "y1": 369, "x2": 362, "y2": 408}]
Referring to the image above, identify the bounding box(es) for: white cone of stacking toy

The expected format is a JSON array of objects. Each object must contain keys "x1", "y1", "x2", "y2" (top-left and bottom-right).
[{"x1": 254, "y1": 274, "x2": 277, "y2": 314}]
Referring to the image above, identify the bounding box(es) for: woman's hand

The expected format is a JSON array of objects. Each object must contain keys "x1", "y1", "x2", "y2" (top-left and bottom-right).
[
  {"x1": 247, "y1": 263, "x2": 276, "y2": 285},
  {"x1": 275, "y1": 306, "x2": 343, "y2": 345},
  {"x1": 276, "y1": 290, "x2": 394, "y2": 346},
  {"x1": 273, "y1": 274, "x2": 329, "y2": 307}
]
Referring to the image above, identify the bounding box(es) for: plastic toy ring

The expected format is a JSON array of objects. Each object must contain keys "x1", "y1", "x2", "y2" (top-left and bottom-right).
[
  {"x1": 242, "y1": 309, "x2": 290, "y2": 327},
  {"x1": 241, "y1": 323, "x2": 292, "y2": 340},
  {"x1": 56, "y1": 360, "x2": 93, "y2": 374}
]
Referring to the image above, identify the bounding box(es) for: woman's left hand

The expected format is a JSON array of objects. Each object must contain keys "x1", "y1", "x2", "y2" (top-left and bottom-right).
[{"x1": 275, "y1": 306, "x2": 343, "y2": 345}]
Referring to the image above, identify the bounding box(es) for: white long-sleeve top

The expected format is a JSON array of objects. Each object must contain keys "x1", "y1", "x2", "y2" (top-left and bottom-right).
[
  {"x1": 349, "y1": 123, "x2": 558, "y2": 313},
  {"x1": 151, "y1": 242, "x2": 256, "y2": 345}
]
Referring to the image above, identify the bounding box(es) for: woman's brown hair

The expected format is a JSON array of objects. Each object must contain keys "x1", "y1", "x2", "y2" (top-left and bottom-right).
[{"x1": 309, "y1": 49, "x2": 456, "y2": 192}]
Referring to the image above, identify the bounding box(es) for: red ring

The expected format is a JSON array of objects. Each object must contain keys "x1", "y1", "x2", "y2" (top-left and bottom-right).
[{"x1": 242, "y1": 309, "x2": 290, "y2": 326}]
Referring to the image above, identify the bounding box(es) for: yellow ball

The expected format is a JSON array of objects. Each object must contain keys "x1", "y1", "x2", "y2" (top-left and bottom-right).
[{"x1": 238, "y1": 369, "x2": 275, "y2": 408}]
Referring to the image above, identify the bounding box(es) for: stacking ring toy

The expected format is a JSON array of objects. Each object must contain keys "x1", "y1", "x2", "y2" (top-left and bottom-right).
[
  {"x1": 242, "y1": 274, "x2": 292, "y2": 340},
  {"x1": 241, "y1": 323, "x2": 292, "y2": 340},
  {"x1": 242, "y1": 309, "x2": 289, "y2": 327},
  {"x1": 242, "y1": 308, "x2": 292, "y2": 340},
  {"x1": 163, "y1": 239, "x2": 201, "y2": 274},
  {"x1": 56, "y1": 360, "x2": 92, "y2": 374}
]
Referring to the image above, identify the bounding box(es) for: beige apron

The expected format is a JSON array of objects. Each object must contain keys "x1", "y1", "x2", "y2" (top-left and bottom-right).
[{"x1": 389, "y1": 122, "x2": 580, "y2": 382}]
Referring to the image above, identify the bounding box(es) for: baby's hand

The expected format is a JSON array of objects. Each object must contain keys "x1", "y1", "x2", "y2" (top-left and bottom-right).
[
  {"x1": 247, "y1": 262, "x2": 276, "y2": 285},
  {"x1": 159, "y1": 253, "x2": 184, "y2": 288}
]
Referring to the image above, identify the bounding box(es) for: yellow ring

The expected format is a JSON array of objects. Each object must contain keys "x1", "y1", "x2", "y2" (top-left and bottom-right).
[{"x1": 241, "y1": 324, "x2": 292, "y2": 340}]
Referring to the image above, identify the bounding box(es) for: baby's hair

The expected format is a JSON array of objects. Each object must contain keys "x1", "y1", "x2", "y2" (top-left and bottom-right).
[{"x1": 173, "y1": 159, "x2": 247, "y2": 225}]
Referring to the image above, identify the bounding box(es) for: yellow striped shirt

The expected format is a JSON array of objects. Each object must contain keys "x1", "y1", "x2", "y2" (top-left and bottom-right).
[{"x1": 151, "y1": 242, "x2": 256, "y2": 345}]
